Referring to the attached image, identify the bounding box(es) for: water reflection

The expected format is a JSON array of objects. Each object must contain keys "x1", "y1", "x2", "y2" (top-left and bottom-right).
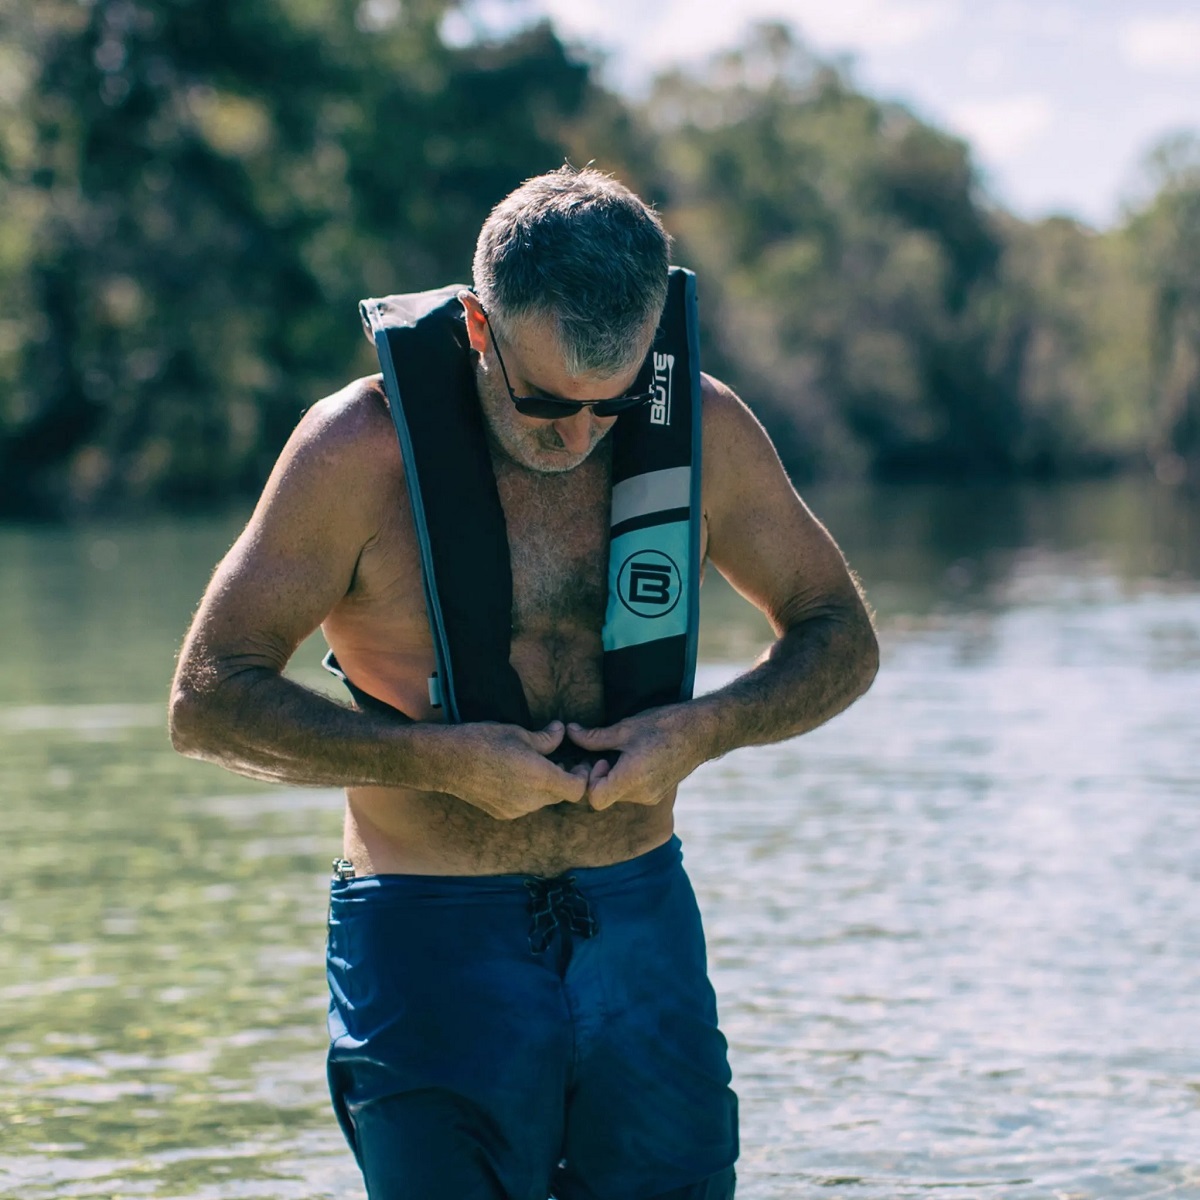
[{"x1": 1, "y1": 480, "x2": 1197, "y2": 1198}]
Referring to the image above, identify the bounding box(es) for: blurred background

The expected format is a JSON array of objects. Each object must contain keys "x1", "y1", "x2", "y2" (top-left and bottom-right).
[
  {"x1": 1, "y1": 1, "x2": 1198, "y2": 1197},
  {"x1": 2, "y1": 0, "x2": 1200, "y2": 510}
]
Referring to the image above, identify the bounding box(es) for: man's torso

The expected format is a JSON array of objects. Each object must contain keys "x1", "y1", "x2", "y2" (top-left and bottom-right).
[{"x1": 320, "y1": 379, "x2": 686, "y2": 876}]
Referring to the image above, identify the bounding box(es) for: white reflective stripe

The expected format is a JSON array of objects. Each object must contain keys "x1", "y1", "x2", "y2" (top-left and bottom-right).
[{"x1": 610, "y1": 466, "x2": 692, "y2": 527}]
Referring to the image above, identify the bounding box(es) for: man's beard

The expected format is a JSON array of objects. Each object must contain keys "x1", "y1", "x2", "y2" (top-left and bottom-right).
[{"x1": 475, "y1": 366, "x2": 610, "y2": 474}]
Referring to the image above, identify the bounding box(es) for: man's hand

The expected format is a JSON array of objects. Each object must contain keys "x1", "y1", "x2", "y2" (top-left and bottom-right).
[
  {"x1": 422, "y1": 720, "x2": 588, "y2": 819},
  {"x1": 564, "y1": 706, "x2": 706, "y2": 811}
]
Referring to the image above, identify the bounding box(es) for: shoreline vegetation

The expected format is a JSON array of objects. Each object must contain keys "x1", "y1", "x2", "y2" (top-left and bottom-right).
[{"x1": 1, "y1": 5, "x2": 1197, "y2": 518}]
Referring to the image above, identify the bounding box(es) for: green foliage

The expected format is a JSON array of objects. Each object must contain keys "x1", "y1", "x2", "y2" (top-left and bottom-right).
[
  {"x1": 0, "y1": 0, "x2": 587, "y2": 514},
  {"x1": 639, "y1": 25, "x2": 1016, "y2": 480},
  {"x1": 0, "y1": 8, "x2": 1196, "y2": 514},
  {"x1": 984, "y1": 215, "x2": 1154, "y2": 472},
  {"x1": 626, "y1": 23, "x2": 1182, "y2": 483},
  {"x1": 1126, "y1": 133, "x2": 1200, "y2": 481}
]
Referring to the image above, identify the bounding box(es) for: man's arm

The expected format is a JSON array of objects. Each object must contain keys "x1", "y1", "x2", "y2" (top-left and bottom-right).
[
  {"x1": 568, "y1": 374, "x2": 879, "y2": 807},
  {"x1": 169, "y1": 379, "x2": 585, "y2": 818},
  {"x1": 673, "y1": 374, "x2": 879, "y2": 756}
]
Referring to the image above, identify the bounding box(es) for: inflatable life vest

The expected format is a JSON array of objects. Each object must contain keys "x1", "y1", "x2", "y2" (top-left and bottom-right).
[{"x1": 324, "y1": 266, "x2": 702, "y2": 728}]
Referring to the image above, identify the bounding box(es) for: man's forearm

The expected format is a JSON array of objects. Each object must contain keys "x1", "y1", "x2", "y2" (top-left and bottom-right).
[
  {"x1": 685, "y1": 603, "x2": 878, "y2": 764},
  {"x1": 169, "y1": 666, "x2": 436, "y2": 789}
]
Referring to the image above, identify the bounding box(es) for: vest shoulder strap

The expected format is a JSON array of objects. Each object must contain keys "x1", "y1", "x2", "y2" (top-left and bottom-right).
[
  {"x1": 602, "y1": 268, "x2": 703, "y2": 721},
  {"x1": 363, "y1": 284, "x2": 529, "y2": 725}
]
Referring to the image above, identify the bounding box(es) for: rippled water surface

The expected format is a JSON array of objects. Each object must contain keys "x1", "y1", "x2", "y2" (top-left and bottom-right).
[{"x1": 1, "y1": 481, "x2": 1198, "y2": 1198}]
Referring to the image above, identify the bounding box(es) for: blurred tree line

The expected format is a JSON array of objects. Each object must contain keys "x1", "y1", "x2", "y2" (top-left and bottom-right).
[{"x1": 0, "y1": 2, "x2": 1196, "y2": 516}]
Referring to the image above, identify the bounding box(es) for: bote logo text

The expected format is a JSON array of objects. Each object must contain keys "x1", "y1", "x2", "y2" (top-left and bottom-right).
[{"x1": 649, "y1": 353, "x2": 673, "y2": 426}]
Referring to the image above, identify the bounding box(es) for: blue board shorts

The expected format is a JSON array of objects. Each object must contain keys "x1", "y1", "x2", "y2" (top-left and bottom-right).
[{"x1": 326, "y1": 835, "x2": 738, "y2": 1199}]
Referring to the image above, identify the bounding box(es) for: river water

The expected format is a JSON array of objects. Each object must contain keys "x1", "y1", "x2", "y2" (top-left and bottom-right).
[{"x1": 0, "y1": 480, "x2": 1197, "y2": 1198}]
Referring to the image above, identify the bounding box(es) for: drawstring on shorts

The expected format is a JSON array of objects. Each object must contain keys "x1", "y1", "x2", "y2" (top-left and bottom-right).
[{"x1": 525, "y1": 875, "x2": 598, "y2": 956}]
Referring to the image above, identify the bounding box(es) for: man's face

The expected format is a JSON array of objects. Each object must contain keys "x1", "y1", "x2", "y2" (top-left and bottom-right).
[{"x1": 471, "y1": 311, "x2": 648, "y2": 475}]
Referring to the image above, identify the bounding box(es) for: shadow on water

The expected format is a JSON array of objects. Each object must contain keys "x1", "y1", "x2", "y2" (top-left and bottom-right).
[{"x1": 1, "y1": 478, "x2": 1198, "y2": 1198}]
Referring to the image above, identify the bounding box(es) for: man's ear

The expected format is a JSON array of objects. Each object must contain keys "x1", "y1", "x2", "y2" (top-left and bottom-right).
[{"x1": 457, "y1": 289, "x2": 489, "y2": 356}]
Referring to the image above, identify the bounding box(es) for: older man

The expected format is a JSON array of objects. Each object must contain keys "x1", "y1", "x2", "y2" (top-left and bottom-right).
[{"x1": 170, "y1": 166, "x2": 877, "y2": 1200}]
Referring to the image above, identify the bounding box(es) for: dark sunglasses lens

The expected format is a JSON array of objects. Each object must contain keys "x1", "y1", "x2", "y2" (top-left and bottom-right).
[
  {"x1": 511, "y1": 380, "x2": 656, "y2": 420},
  {"x1": 514, "y1": 397, "x2": 582, "y2": 419},
  {"x1": 591, "y1": 392, "x2": 655, "y2": 417},
  {"x1": 514, "y1": 394, "x2": 653, "y2": 420}
]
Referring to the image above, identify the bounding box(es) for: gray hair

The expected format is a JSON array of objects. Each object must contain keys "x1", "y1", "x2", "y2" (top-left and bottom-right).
[{"x1": 472, "y1": 166, "x2": 672, "y2": 377}]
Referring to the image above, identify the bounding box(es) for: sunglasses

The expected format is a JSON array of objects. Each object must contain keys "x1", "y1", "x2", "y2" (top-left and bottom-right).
[{"x1": 483, "y1": 311, "x2": 656, "y2": 420}]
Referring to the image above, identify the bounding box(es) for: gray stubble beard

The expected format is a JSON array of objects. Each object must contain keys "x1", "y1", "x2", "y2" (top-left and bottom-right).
[{"x1": 474, "y1": 362, "x2": 610, "y2": 476}]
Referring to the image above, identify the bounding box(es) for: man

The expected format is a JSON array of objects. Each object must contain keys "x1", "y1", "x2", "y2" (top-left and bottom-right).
[{"x1": 170, "y1": 166, "x2": 878, "y2": 1199}]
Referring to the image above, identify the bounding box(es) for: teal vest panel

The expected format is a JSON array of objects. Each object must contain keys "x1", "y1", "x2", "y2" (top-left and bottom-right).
[{"x1": 348, "y1": 267, "x2": 702, "y2": 727}]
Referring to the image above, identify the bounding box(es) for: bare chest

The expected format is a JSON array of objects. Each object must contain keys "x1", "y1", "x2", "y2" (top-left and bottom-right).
[
  {"x1": 495, "y1": 461, "x2": 611, "y2": 638},
  {"x1": 329, "y1": 448, "x2": 613, "y2": 724},
  {"x1": 497, "y1": 460, "x2": 611, "y2": 725}
]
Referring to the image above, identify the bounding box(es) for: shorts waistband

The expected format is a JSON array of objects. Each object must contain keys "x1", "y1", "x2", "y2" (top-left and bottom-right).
[{"x1": 330, "y1": 834, "x2": 683, "y2": 904}]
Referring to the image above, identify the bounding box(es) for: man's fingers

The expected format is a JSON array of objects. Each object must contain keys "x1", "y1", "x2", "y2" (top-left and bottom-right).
[
  {"x1": 557, "y1": 768, "x2": 588, "y2": 803},
  {"x1": 532, "y1": 751, "x2": 587, "y2": 801},
  {"x1": 587, "y1": 776, "x2": 606, "y2": 809},
  {"x1": 586, "y1": 755, "x2": 664, "y2": 811},
  {"x1": 523, "y1": 720, "x2": 565, "y2": 756},
  {"x1": 510, "y1": 723, "x2": 588, "y2": 803},
  {"x1": 587, "y1": 758, "x2": 611, "y2": 785},
  {"x1": 587, "y1": 756, "x2": 634, "y2": 810},
  {"x1": 567, "y1": 721, "x2": 625, "y2": 749},
  {"x1": 588, "y1": 776, "x2": 617, "y2": 810}
]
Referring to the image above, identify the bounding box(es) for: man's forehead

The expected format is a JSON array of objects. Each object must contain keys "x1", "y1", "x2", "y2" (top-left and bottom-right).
[{"x1": 499, "y1": 312, "x2": 650, "y2": 393}]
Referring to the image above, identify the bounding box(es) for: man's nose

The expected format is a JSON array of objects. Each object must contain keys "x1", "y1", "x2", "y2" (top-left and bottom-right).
[{"x1": 552, "y1": 410, "x2": 596, "y2": 454}]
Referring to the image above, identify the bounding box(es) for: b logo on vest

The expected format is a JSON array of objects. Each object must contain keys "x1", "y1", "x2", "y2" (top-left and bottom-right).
[{"x1": 617, "y1": 549, "x2": 682, "y2": 618}]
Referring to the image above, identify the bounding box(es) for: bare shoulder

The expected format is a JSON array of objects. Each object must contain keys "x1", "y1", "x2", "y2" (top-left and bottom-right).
[
  {"x1": 698, "y1": 372, "x2": 787, "y2": 507},
  {"x1": 699, "y1": 370, "x2": 757, "y2": 425},
  {"x1": 175, "y1": 377, "x2": 407, "y2": 675},
  {"x1": 254, "y1": 375, "x2": 406, "y2": 542},
  {"x1": 280, "y1": 375, "x2": 400, "y2": 488}
]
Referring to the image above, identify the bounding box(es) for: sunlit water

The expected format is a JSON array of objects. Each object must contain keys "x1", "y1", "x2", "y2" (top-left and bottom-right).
[{"x1": 1, "y1": 481, "x2": 1198, "y2": 1199}]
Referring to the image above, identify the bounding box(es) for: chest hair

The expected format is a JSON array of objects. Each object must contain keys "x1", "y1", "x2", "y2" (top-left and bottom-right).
[{"x1": 493, "y1": 451, "x2": 611, "y2": 637}]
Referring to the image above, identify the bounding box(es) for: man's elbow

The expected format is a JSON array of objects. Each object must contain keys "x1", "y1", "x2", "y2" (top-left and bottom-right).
[
  {"x1": 833, "y1": 576, "x2": 880, "y2": 703},
  {"x1": 168, "y1": 683, "x2": 207, "y2": 758},
  {"x1": 167, "y1": 672, "x2": 233, "y2": 761},
  {"x1": 851, "y1": 616, "x2": 880, "y2": 701}
]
